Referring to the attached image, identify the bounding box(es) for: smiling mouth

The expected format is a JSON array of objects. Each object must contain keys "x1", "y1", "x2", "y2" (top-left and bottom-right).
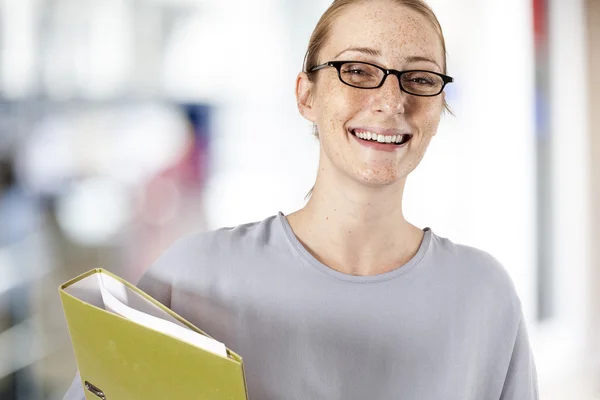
[{"x1": 350, "y1": 129, "x2": 413, "y2": 145}]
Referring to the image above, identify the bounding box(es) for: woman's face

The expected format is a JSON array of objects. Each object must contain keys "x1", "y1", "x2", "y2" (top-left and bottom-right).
[{"x1": 299, "y1": 0, "x2": 445, "y2": 187}]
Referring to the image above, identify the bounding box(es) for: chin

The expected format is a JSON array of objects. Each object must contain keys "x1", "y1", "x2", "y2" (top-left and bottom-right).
[{"x1": 354, "y1": 167, "x2": 407, "y2": 187}]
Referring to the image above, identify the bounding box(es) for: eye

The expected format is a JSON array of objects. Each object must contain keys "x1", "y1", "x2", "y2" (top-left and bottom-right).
[
  {"x1": 409, "y1": 76, "x2": 436, "y2": 85},
  {"x1": 339, "y1": 63, "x2": 383, "y2": 87},
  {"x1": 342, "y1": 66, "x2": 370, "y2": 75},
  {"x1": 401, "y1": 72, "x2": 442, "y2": 87}
]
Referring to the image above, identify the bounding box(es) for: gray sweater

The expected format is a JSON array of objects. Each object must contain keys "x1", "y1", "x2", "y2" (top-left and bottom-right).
[{"x1": 63, "y1": 212, "x2": 538, "y2": 400}]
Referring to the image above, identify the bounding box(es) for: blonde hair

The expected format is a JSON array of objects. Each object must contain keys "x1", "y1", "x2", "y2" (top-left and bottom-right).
[{"x1": 302, "y1": 0, "x2": 451, "y2": 200}]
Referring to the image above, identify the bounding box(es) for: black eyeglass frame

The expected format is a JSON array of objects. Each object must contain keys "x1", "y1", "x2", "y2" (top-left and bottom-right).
[{"x1": 308, "y1": 60, "x2": 454, "y2": 97}]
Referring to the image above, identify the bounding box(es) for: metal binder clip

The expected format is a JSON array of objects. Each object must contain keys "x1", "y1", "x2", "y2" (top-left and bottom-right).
[{"x1": 85, "y1": 381, "x2": 106, "y2": 399}]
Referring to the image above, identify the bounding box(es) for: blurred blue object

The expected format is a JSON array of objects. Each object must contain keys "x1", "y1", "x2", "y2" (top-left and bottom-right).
[
  {"x1": 0, "y1": 160, "x2": 42, "y2": 247},
  {"x1": 0, "y1": 186, "x2": 42, "y2": 247}
]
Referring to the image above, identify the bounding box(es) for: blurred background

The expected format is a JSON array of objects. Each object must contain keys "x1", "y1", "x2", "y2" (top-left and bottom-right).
[{"x1": 0, "y1": 0, "x2": 598, "y2": 398}]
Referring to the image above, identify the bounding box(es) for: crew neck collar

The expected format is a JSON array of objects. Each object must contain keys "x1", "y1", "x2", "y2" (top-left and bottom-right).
[{"x1": 277, "y1": 211, "x2": 433, "y2": 283}]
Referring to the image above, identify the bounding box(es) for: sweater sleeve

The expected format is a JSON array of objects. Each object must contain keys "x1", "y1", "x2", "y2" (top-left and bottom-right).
[{"x1": 499, "y1": 313, "x2": 539, "y2": 400}]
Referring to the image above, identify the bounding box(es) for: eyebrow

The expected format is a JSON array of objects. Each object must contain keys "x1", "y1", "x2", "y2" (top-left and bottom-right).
[
  {"x1": 404, "y1": 55, "x2": 442, "y2": 70},
  {"x1": 334, "y1": 47, "x2": 382, "y2": 58},
  {"x1": 334, "y1": 47, "x2": 442, "y2": 70}
]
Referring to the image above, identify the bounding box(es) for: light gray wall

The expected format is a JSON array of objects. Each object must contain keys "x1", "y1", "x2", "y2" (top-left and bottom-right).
[{"x1": 587, "y1": 0, "x2": 600, "y2": 385}]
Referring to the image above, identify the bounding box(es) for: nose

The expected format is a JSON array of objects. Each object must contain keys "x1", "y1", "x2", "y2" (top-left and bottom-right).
[{"x1": 373, "y1": 73, "x2": 406, "y2": 115}]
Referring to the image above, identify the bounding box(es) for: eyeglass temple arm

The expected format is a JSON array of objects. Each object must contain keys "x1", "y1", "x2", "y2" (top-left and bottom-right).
[{"x1": 307, "y1": 62, "x2": 331, "y2": 72}]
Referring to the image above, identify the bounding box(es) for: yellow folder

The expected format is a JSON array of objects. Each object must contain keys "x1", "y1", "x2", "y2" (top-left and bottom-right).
[{"x1": 59, "y1": 268, "x2": 248, "y2": 400}]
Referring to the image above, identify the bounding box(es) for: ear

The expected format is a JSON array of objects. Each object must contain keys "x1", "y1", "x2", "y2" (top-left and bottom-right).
[{"x1": 296, "y1": 72, "x2": 316, "y2": 123}]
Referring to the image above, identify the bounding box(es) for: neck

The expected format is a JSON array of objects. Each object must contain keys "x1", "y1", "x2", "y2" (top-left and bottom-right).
[{"x1": 287, "y1": 165, "x2": 423, "y2": 276}]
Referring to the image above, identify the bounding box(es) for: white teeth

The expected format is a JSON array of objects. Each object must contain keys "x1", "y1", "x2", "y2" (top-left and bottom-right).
[{"x1": 354, "y1": 130, "x2": 409, "y2": 144}]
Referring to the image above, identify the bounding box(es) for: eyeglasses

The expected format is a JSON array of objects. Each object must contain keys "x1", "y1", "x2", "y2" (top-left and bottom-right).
[{"x1": 308, "y1": 60, "x2": 454, "y2": 97}]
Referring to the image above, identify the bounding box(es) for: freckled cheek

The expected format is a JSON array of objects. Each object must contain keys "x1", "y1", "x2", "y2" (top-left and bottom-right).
[
  {"x1": 421, "y1": 114, "x2": 439, "y2": 134},
  {"x1": 317, "y1": 85, "x2": 367, "y2": 128},
  {"x1": 426, "y1": 112, "x2": 442, "y2": 137},
  {"x1": 409, "y1": 101, "x2": 442, "y2": 136}
]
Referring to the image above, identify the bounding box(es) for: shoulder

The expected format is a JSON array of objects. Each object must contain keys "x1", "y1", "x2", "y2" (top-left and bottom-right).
[
  {"x1": 169, "y1": 213, "x2": 282, "y2": 258},
  {"x1": 427, "y1": 230, "x2": 523, "y2": 317},
  {"x1": 140, "y1": 213, "x2": 283, "y2": 283},
  {"x1": 430, "y1": 231, "x2": 514, "y2": 286}
]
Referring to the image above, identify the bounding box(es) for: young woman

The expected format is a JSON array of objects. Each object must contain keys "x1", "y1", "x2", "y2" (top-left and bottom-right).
[{"x1": 64, "y1": 0, "x2": 538, "y2": 398}]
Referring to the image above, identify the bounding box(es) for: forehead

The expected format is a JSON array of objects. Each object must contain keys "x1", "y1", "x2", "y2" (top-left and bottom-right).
[{"x1": 323, "y1": 1, "x2": 443, "y2": 66}]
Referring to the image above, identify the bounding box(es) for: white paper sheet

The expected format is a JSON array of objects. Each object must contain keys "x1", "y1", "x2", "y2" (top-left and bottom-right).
[{"x1": 98, "y1": 273, "x2": 228, "y2": 358}]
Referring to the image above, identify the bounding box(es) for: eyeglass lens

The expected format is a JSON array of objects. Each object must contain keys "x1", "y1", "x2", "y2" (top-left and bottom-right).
[{"x1": 338, "y1": 62, "x2": 444, "y2": 95}]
